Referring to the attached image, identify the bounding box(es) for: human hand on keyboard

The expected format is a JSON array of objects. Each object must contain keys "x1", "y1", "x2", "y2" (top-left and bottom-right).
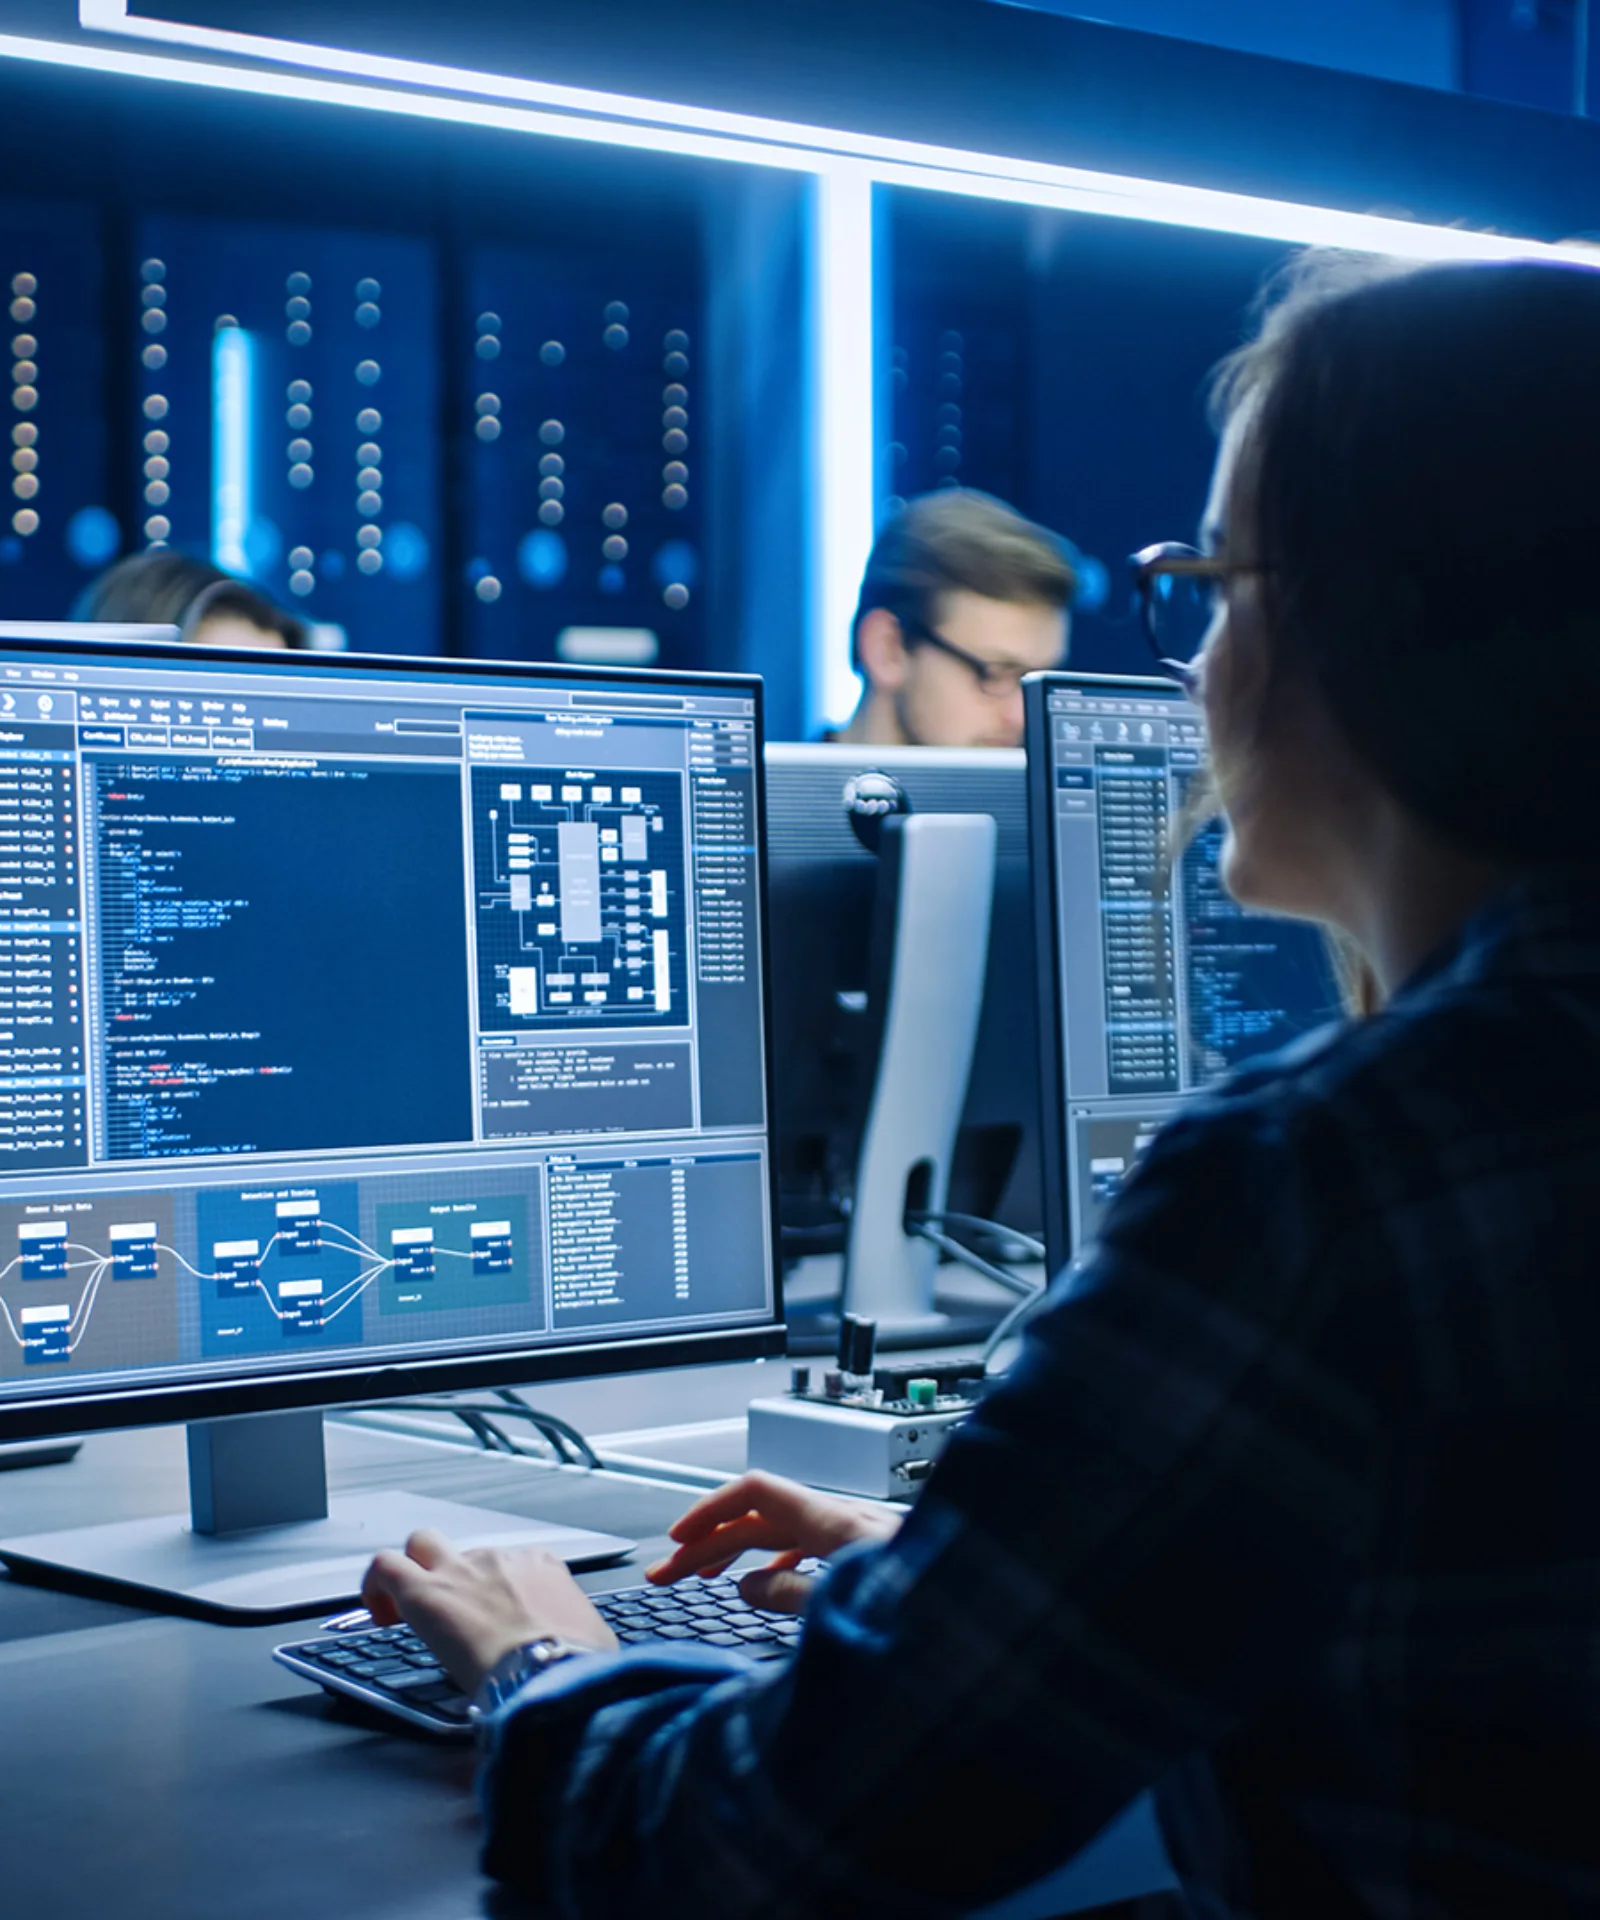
[
  {"x1": 646, "y1": 1470, "x2": 903, "y2": 1613},
  {"x1": 360, "y1": 1526, "x2": 617, "y2": 1693}
]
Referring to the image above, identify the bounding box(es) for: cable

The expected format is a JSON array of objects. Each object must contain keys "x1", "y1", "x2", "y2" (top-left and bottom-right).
[
  {"x1": 457, "y1": 1408, "x2": 515, "y2": 1455},
  {"x1": 371, "y1": 1400, "x2": 541, "y2": 1459},
  {"x1": 494, "y1": 1388, "x2": 603, "y2": 1470},
  {"x1": 980, "y1": 1284, "x2": 1057, "y2": 1368},
  {"x1": 362, "y1": 1394, "x2": 601, "y2": 1470},
  {"x1": 909, "y1": 1222, "x2": 1039, "y2": 1298},
  {"x1": 906, "y1": 1210, "x2": 1046, "y2": 1262}
]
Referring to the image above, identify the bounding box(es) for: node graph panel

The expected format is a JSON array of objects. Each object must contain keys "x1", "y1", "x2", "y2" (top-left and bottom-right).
[{"x1": 0, "y1": 1192, "x2": 179, "y2": 1379}]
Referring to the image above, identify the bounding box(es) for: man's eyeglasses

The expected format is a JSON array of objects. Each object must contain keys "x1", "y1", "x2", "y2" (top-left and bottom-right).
[
  {"x1": 898, "y1": 618, "x2": 1043, "y2": 699},
  {"x1": 1129, "y1": 542, "x2": 1268, "y2": 692}
]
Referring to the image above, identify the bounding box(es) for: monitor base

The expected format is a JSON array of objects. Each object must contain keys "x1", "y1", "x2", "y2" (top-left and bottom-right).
[{"x1": 0, "y1": 1489, "x2": 634, "y2": 1623}]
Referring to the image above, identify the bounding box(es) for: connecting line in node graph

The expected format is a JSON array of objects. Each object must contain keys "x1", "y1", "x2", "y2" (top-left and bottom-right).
[
  {"x1": 0, "y1": 1246, "x2": 135, "y2": 1354},
  {"x1": 158, "y1": 1224, "x2": 376, "y2": 1290},
  {"x1": 161, "y1": 1245, "x2": 220, "y2": 1282},
  {"x1": 67, "y1": 1263, "x2": 111, "y2": 1352},
  {"x1": 247, "y1": 1274, "x2": 290, "y2": 1323},
  {"x1": 316, "y1": 1221, "x2": 385, "y2": 1263},
  {"x1": 322, "y1": 1262, "x2": 391, "y2": 1323},
  {"x1": 0, "y1": 1252, "x2": 115, "y2": 1354}
]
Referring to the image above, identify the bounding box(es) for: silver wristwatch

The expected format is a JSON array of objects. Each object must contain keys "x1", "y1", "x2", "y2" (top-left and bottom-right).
[{"x1": 470, "y1": 1635, "x2": 592, "y2": 1723}]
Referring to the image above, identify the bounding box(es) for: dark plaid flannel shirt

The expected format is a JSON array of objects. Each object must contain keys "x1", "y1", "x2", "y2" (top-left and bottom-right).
[{"x1": 479, "y1": 877, "x2": 1600, "y2": 1919}]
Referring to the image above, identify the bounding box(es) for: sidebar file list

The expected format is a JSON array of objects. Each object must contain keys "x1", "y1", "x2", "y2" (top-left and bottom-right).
[
  {"x1": 0, "y1": 713, "x2": 87, "y2": 1169},
  {"x1": 1096, "y1": 746, "x2": 1180, "y2": 1098}
]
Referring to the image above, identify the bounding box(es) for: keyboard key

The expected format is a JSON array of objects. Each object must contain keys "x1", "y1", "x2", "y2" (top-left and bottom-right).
[
  {"x1": 382, "y1": 1669, "x2": 461, "y2": 1696},
  {"x1": 702, "y1": 1632, "x2": 744, "y2": 1647},
  {"x1": 654, "y1": 1624, "x2": 695, "y2": 1639},
  {"x1": 350, "y1": 1658, "x2": 410, "y2": 1679}
]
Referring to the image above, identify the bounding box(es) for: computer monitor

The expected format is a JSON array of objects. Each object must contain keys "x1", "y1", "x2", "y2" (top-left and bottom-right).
[
  {"x1": 1026, "y1": 670, "x2": 1343, "y2": 1270},
  {"x1": 0, "y1": 629, "x2": 780, "y2": 1612},
  {"x1": 765, "y1": 744, "x2": 1041, "y2": 1327}
]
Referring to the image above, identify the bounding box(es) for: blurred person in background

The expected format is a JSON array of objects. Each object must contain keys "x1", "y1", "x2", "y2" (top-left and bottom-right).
[
  {"x1": 831, "y1": 488, "x2": 1073, "y2": 748},
  {"x1": 74, "y1": 551, "x2": 307, "y2": 650}
]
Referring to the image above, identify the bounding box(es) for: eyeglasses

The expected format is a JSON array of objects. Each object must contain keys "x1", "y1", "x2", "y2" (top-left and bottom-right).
[
  {"x1": 1129, "y1": 542, "x2": 1268, "y2": 692},
  {"x1": 899, "y1": 618, "x2": 1044, "y2": 699}
]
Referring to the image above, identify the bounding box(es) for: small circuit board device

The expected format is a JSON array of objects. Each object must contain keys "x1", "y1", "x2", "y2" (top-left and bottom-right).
[{"x1": 748, "y1": 1316, "x2": 984, "y2": 1500}]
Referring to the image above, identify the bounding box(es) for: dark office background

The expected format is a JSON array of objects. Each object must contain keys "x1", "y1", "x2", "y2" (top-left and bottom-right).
[{"x1": 0, "y1": 0, "x2": 1595, "y2": 723}]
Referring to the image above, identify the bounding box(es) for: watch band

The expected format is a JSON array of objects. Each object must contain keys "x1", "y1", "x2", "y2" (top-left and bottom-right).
[{"x1": 470, "y1": 1635, "x2": 590, "y2": 1722}]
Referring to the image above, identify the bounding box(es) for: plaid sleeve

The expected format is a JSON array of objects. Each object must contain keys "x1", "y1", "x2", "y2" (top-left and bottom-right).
[{"x1": 480, "y1": 1089, "x2": 1388, "y2": 1919}]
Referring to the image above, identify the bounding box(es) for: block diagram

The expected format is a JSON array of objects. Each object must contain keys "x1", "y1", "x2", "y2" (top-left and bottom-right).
[
  {"x1": 191, "y1": 1182, "x2": 537, "y2": 1346},
  {"x1": 193, "y1": 1183, "x2": 364, "y2": 1359},
  {"x1": 374, "y1": 1193, "x2": 532, "y2": 1318},
  {"x1": 470, "y1": 766, "x2": 689, "y2": 1032},
  {"x1": 0, "y1": 1194, "x2": 180, "y2": 1381}
]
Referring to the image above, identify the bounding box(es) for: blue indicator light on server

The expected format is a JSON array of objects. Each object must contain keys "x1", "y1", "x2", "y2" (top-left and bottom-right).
[
  {"x1": 517, "y1": 527, "x2": 566, "y2": 588},
  {"x1": 66, "y1": 506, "x2": 120, "y2": 570}
]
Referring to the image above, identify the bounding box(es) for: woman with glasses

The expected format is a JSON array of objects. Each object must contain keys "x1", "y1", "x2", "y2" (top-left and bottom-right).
[{"x1": 364, "y1": 254, "x2": 1600, "y2": 1920}]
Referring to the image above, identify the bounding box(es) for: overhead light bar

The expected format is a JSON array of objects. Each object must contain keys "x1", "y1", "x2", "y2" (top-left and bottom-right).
[{"x1": 50, "y1": 17, "x2": 1597, "y2": 262}]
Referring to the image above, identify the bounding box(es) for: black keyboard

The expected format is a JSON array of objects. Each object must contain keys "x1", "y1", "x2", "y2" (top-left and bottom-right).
[{"x1": 274, "y1": 1577, "x2": 804, "y2": 1738}]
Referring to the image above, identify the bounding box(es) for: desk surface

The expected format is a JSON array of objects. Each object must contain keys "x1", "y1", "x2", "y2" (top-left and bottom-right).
[
  {"x1": 0, "y1": 1360, "x2": 1170, "y2": 1920},
  {"x1": 0, "y1": 1365, "x2": 762, "y2": 1920}
]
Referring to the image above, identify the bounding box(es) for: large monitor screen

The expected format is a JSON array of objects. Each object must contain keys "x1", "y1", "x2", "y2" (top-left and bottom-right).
[
  {"x1": 0, "y1": 635, "x2": 777, "y2": 1429},
  {"x1": 1028, "y1": 671, "x2": 1342, "y2": 1264}
]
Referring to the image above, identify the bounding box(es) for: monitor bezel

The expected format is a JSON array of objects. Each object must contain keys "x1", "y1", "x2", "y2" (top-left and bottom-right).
[
  {"x1": 1023, "y1": 667, "x2": 1199, "y2": 1277},
  {"x1": 0, "y1": 630, "x2": 786, "y2": 1441}
]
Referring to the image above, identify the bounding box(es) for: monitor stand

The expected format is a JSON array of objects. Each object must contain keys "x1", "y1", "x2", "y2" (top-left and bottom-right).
[
  {"x1": 839, "y1": 812, "x2": 1000, "y2": 1348},
  {"x1": 0, "y1": 1409, "x2": 635, "y2": 1622}
]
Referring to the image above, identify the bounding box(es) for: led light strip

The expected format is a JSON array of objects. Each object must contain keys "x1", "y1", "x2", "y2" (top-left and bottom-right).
[{"x1": 45, "y1": 20, "x2": 1594, "y2": 262}]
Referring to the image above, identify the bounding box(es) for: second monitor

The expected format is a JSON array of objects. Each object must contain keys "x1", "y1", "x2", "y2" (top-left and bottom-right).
[
  {"x1": 1027, "y1": 670, "x2": 1344, "y2": 1270},
  {"x1": 765, "y1": 744, "x2": 1041, "y2": 1336}
]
